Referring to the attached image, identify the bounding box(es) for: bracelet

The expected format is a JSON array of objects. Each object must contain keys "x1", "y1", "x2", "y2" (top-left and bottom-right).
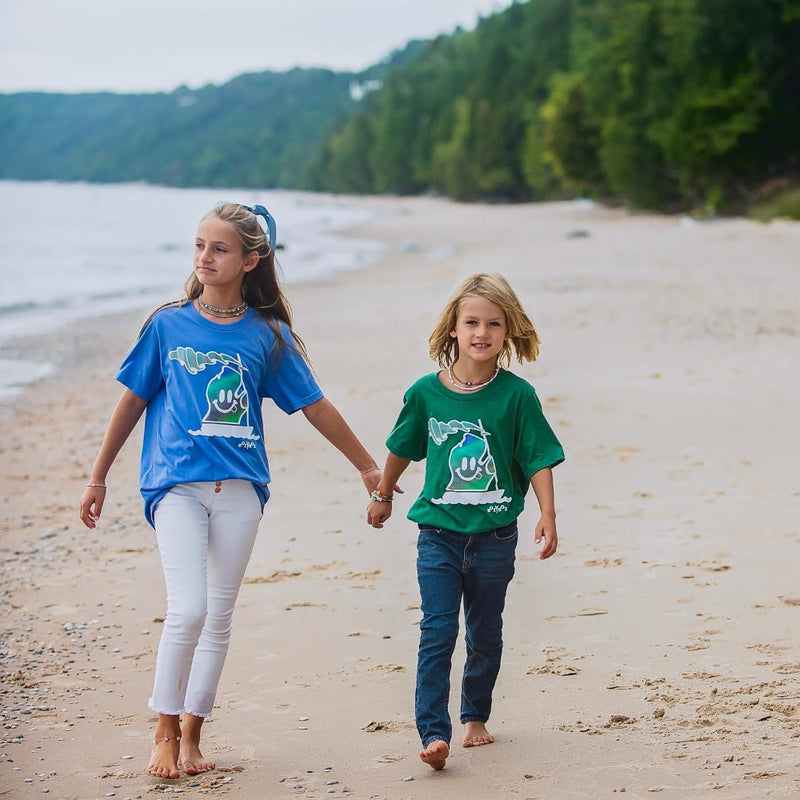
[
  {"x1": 370, "y1": 489, "x2": 393, "y2": 503},
  {"x1": 360, "y1": 466, "x2": 380, "y2": 475},
  {"x1": 86, "y1": 483, "x2": 107, "y2": 489}
]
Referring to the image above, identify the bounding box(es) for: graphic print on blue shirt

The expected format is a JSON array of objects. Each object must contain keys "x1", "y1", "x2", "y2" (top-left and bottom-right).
[
  {"x1": 169, "y1": 346, "x2": 261, "y2": 441},
  {"x1": 428, "y1": 417, "x2": 511, "y2": 506}
]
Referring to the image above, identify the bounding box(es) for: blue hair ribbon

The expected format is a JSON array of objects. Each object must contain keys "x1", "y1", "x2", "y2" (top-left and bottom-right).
[{"x1": 244, "y1": 204, "x2": 277, "y2": 252}]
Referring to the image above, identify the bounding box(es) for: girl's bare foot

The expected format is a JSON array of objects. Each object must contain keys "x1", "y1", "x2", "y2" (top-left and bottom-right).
[
  {"x1": 147, "y1": 735, "x2": 181, "y2": 780},
  {"x1": 462, "y1": 721, "x2": 494, "y2": 747},
  {"x1": 178, "y1": 713, "x2": 215, "y2": 775},
  {"x1": 179, "y1": 739, "x2": 215, "y2": 775},
  {"x1": 420, "y1": 740, "x2": 449, "y2": 770}
]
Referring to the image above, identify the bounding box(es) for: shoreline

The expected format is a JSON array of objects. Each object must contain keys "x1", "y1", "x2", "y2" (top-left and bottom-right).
[{"x1": 1, "y1": 196, "x2": 799, "y2": 799}]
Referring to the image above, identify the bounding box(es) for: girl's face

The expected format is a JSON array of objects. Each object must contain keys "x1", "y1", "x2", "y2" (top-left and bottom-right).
[
  {"x1": 194, "y1": 217, "x2": 258, "y2": 292},
  {"x1": 450, "y1": 295, "x2": 508, "y2": 365}
]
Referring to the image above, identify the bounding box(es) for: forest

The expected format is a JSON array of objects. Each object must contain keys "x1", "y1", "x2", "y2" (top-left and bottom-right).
[{"x1": 2, "y1": 0, "x2": 798, "y2": 214}]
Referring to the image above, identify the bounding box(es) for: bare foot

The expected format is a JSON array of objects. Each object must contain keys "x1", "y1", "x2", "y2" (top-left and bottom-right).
[
  {"x1": 462, "y1": 721, "x2": 494, "y2": 747},
  {"x1": 419, "y1": 740, "x2": 449, "y2": 770},
  {"x1": 147, "y1": 736, "x2": 181, "y2": 780},
  {"x1": 179, "y1": 739, "x2": 215, "y2": 776}
]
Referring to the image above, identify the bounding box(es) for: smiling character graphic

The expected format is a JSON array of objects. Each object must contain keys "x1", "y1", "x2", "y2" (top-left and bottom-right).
[
  {"x1": 446, "y1": 432, "x2": 497, "y2": 493},
  {"x1": 204, "y1": 365, "x2": 248, "y2": 425},
  {"x1": 185, "y1": 355, "x2": 260, "y2": 440}
]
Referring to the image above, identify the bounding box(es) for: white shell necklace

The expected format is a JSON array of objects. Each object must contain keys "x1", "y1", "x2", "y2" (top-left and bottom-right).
[{"x1": 447, "y1": 364, "x2": 501, "y2": 392}]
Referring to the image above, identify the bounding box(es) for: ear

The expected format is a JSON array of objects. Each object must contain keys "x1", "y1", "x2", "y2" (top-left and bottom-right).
[{"x1": 242, "y1": 251, "x2": 260, "y2": 272}]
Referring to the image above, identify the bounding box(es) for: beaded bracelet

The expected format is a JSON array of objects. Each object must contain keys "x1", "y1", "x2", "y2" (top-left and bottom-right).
[{"x1": 370, "y1": 489, "x2": 393, "y2": 503}]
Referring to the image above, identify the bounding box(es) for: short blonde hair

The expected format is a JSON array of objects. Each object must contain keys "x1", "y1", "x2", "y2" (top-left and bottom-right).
[{"x1": 429, "y1": 273, "x2": 540, "y2": 367}]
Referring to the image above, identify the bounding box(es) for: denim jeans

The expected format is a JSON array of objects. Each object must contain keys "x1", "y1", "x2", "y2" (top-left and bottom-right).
[{"x1": 415, "y1": 521, "x2": 517, "y2": 747}]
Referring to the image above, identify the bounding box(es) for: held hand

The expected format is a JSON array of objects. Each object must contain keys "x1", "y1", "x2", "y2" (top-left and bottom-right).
[
  {"x1": 79, "y1": 485, "x2": 107, "y2": 529},
  {"x1": 534, "y1": 515, "x2": 558, "y2": 560},
  {"x1": 360, "y1": 468, "x2": 403, "y2": 498},
  {"x1": 366, "y1": 499, "x2": 393, "y2": 529},
  {"x1": 360, "y1": 468, "x2": 382, "y2": 495}
]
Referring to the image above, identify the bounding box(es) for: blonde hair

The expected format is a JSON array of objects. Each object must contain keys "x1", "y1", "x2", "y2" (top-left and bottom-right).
[{"x1": 429, "y1": 273, "x2": 540, "y2": 367}]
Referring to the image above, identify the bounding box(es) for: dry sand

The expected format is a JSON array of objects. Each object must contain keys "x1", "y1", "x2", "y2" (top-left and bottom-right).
[{"x1": 1, "y1": 197, "x2": 799, "y2": 799}]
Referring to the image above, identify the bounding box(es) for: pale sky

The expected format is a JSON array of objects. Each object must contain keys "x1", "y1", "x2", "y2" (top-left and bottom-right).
[{"x1": 1, "y1": 0, "x2": 512, "y2": 94}]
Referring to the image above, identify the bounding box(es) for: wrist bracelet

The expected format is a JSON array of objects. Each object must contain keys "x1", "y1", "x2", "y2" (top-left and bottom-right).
[
  {"x1": 370, "y1": 489, "x2": 393, "y2": 503},
  {"x1": 86, "y1": 483, "x2": 107, "y2": 489},
  {"x1": 360, "y1": 466, "x2": 380, "y2": 475}
]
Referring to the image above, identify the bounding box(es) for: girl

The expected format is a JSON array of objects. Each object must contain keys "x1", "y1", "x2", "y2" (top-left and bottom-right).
[
  {"x1": 79, "y1": 203, "x2": 383, "y2": 780},
  {"x1": 366, "y1": 273, "x2": 564, "y2": 771}
]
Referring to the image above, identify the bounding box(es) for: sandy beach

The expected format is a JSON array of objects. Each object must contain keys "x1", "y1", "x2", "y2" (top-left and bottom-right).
[{"x1": 2, "y1": 196, "x2": 799, "y2": 800}]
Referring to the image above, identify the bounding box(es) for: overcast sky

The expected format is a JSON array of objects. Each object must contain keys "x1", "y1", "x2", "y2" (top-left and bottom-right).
[{"x1": 1, "y1": 1, "x2": 512, "y2": 94}]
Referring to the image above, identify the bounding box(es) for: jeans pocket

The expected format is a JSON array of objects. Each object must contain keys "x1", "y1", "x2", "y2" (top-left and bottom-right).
[{"x1": 492, "y1": 522, "x2": 518, "y2": 542}]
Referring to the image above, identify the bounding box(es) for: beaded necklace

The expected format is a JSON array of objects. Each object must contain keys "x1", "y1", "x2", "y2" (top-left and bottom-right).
[
  {"x1": 447, "y1": 364, "x2": 501, "y2": 392},
  {"x1": 197, "y1": 296, "x2": 249, "y2": 318}
]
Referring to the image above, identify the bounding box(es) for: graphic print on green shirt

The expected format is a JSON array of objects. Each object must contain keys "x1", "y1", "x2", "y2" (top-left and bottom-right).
[{"x1": 428, "y1": 418, "x2": 511, "y2": 505}]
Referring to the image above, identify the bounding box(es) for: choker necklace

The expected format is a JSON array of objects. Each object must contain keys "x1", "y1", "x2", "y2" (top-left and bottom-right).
[
  {"x1": 197, "y1": 297, "x2": 248, "y2": 318},
  {"x1": 447, "y1": 364, "x2": 501, "y2": 392}
]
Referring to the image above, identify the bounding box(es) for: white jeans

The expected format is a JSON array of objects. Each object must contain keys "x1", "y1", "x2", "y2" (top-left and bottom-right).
[{"x1": 149, "y1": 480, "x2": 262, "y2": 717}]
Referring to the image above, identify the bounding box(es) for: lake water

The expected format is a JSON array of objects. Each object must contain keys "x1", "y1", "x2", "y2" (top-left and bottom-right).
[{"x1": 0, "y1": 181, "x2": 385, "y2": 397}]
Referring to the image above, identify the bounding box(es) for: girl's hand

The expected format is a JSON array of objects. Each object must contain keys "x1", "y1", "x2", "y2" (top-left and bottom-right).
[
  {"x1": 367, "y1": 499, "x2": 393, "y2": 529},
  {"x1": 360, "y1": 468, "x2": 382, "y2": 495},
  {"x1": 534, "y1": 514, "x2": 558, "y2": 559},
  {"x1": 80, "y1": 485, "x2": 107, "y2": 529},
  {"x1": 360, "y1": 468, "x2": 403, "y2": 498}
]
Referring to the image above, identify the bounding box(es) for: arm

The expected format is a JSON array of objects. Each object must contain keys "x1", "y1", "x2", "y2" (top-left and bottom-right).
[
  {"x1": 301, "y1": 397, "x2": 384, "y2": 494},
  {"x1": 366, "y1": 452, "x2": 411, "y2": 529},
  {"x1": 79, "y1": 388, "x2": 147, "y2": 529},
  {"x1": 530, "y1": 466, "x2": 558, "y2": 560}
]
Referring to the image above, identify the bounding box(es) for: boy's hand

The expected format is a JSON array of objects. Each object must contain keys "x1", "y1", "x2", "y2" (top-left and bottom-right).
[
  {"x1": 535, "y1": 514, "x2": 558, "y2": 559},
  {"x1": 367, "y1": 500, "x2": 393, "y2": 529}
]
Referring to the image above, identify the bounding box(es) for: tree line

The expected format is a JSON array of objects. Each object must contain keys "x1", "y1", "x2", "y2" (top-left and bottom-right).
[{"x1": 311, "y1": 0, "x2": 800, "y2": 212}]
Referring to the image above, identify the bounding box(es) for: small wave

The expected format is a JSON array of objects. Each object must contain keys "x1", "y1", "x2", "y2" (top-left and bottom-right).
[{"x1": 0, "y1": 300, "x2": 40, "y2": 315}]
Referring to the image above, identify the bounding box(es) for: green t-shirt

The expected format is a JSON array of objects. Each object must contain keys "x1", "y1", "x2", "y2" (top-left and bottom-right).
[{"x1": 386, "y1": 369, "x2": 565, "y2": 534}]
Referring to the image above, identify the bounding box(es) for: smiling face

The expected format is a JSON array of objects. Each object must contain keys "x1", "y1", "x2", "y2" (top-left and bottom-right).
[
  {"x1": 449, "y1": 295, "x2": 509, "y2": 368},
  {"x1": 194, "y1": 216, "x2": 258, "y2": 295}
]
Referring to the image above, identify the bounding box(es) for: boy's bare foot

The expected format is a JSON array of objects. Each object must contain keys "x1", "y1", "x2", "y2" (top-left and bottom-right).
[
  {"x1": 179, "y1": 739, "x2": 215, "y2": 775},
  {"x1": 147, "y1": 736, "x2": 181, "y2": 780},
  {"x1": 462, "y1": 721, "x2": 494, "y2": 747},
  {"x1": 420, "y1": 740, "x2": 449, "y2": 770}
]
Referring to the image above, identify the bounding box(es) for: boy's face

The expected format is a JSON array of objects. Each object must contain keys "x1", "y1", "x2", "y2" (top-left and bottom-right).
[{"x1": 450, "y1": 296, "x2": 508, "y2": 366}]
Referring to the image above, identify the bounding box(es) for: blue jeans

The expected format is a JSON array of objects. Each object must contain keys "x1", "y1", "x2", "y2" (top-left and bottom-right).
[{"x1": 415, "y1": 522, "x2": 517, "y2": 748}]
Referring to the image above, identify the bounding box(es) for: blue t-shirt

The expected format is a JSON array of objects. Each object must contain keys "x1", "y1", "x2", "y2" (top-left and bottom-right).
[{"x1": 116, "y1": 303, "x2": 323, "y2": 526}]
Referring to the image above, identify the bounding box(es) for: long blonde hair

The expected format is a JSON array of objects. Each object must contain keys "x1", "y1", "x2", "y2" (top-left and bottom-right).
[{"x1": 429, "y1": 273, "x2": 540, "y2": 368}]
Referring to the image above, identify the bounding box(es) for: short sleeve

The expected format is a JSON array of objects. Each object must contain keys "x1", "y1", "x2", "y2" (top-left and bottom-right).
[
  {"x1": 386, "y1": 387, "x2": 428, "y2": 461},
  {"x1": 515, "y1": 388, "x2": 565, "y2": 478},
  {"x1": 115, "y1": 319, "x2": 164, "y2": 401},
  {"x1": 259, "y1": 328, "x2": 323, "y2": 414}
]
